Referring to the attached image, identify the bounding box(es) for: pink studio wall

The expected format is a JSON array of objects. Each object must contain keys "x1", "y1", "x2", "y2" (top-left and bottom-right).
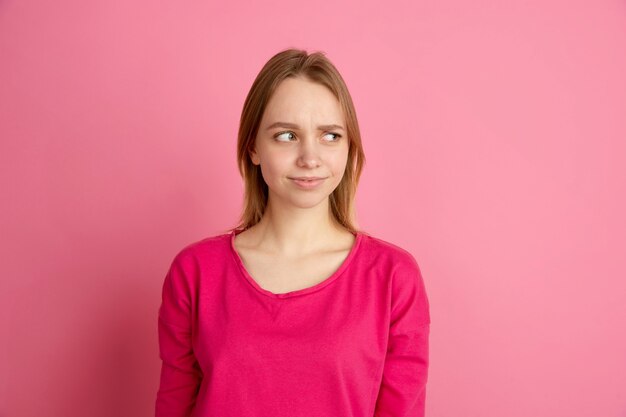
[{"x1": 1, "y1": 0, "x2": 625, "y2": 416}]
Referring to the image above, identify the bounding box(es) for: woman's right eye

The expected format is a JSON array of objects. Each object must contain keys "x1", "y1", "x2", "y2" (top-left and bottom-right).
[{"x1": 274, "y1": 131, "x2": 295, "y2": 142}]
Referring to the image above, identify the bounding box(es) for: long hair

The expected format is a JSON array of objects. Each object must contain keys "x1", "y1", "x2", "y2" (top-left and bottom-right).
[{"x1": 227, "y1": 48, "x2": 366, "y2": 234}]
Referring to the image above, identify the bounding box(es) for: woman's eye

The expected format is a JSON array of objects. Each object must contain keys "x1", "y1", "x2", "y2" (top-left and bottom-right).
[
  {"x1": 275, "y1": 131, "x2": 295, "y2": 142},
  {"x1": 324, "y1": 132, "x2": 342, "y2": 142}
]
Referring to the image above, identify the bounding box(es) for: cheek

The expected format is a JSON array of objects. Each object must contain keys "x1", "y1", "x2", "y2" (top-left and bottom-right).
[
  {"x1": 327, "y1": 150, "x2": 349, "y2": 175},
  {"x1": 259, "y1": 154, "x2": 289, "y2": 182}
]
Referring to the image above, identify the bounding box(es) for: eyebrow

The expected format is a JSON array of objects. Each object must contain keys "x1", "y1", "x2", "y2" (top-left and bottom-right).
[{"x1": 265, "y1": 122, "x2": 345, "y2": 132}]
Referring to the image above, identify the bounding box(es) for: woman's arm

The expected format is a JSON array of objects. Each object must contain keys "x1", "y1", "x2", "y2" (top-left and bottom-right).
[
  {"x1": 155, "y1": 253, "x2": 203, "y2": 417},
  {"x1": 373, "y1": 255, "x2": 431, "y2": 417}
]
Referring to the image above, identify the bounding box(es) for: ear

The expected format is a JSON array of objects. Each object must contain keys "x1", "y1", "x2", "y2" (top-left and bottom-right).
[{"x1": 249, "y1": 147, "x2": 260, "y2": 165}]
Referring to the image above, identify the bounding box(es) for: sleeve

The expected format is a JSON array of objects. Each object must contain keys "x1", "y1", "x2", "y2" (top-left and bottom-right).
[
  {"x1": 373, "y1": 253, "x2": 431, "y2": 417},
  {"x1": 155, "y1": 252, "x2": 203, "y2": 417}
]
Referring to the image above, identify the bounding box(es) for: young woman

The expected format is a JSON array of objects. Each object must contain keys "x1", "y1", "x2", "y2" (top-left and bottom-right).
[{"x1": 155, "y1": 48, "x2": 431, "y2": 417}]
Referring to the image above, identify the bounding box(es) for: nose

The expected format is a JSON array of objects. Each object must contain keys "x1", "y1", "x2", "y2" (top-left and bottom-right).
[{"x1": 296, "y1": 136, "x2": 321, "y2": 168}]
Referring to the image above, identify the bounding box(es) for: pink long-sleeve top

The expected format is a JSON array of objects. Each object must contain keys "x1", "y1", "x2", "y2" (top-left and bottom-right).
[{"x1": 155, "y1": 229, "x2": 431, "y2": 417}]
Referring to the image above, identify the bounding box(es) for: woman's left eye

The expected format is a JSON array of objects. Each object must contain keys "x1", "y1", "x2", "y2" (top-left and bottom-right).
[{"x1": 324, "y1": 132, "x2": 342, "y2": 141}]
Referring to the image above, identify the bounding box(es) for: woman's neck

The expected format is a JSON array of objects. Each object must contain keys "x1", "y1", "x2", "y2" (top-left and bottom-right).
[{"x1": 241, "y1": 201, "x2": 349, "y2": 257}]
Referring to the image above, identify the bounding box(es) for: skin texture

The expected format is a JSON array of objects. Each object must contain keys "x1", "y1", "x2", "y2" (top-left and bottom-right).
[
  {"x1": 233, "y1": 75, "x2": 356, "y2": 293},
  {"x1": 240, "y1": 75, "x2": 353, "y2": 258},
  {"x1": 251, "y1": 76, "x2": 348, "y2": 215}
]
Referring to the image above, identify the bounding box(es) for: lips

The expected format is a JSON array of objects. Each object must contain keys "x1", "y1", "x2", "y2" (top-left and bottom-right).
[{"x1": 289, "y1": 177, "x2": 326, "y2": 189}]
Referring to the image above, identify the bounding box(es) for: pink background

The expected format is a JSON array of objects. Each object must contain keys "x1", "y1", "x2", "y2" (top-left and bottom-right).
[{"x1": 1, "y1": 0, "x2": 625, "y2": 416}]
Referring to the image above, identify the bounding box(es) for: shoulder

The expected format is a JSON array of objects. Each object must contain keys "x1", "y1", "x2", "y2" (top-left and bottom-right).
[
  {"x1": 161, "y1": 232, "x2": 233, "y2": 295},
  {"x1": 360, "y1": 232, "x2": 430, "y2": 324},
  {"x1": 167, "y1": 231, "x2": 233, "y2": 271},
  {"x1": 358, "y1": 231, "x2": 421, "y2": 272},
  {"x1": 358, "y1": 232, "x2": 426, "y2": 295}
]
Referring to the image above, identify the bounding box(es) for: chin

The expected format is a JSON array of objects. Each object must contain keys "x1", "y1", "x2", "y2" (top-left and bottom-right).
[{"x1": 288, "y1": 195, "x2": 331, "y2": 209}]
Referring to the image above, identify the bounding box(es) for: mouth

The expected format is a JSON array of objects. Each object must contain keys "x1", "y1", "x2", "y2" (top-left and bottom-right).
[
  {"x1": 289, "y1": 177, "x2": 327, "y2": 189},
  {"x1": 288, "y1": 177, "x2": 327, "y2": 181}
]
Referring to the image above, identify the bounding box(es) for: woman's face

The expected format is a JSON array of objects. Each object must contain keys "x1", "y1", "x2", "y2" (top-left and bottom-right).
[{"x1": 250, "y1": 76, "x2": 349, "y2": 211}]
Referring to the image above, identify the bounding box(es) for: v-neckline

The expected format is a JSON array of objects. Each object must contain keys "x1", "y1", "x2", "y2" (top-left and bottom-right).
[{"x1": 229, "y1": 229, "x2": 363, "y2": 299}]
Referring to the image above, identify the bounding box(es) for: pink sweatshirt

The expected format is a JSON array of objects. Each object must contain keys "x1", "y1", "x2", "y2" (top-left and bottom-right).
[{"x1": 155, "y1": 229, "x2": 431, "y2": 417}]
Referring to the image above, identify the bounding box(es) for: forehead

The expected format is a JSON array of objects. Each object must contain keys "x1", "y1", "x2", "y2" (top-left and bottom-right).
[{"x1": 262, "y1": 77, "x2": 344, "y2": 124}]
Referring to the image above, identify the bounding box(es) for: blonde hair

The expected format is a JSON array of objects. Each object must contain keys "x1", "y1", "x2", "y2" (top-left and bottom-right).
[{"x1": 227, "y1": 48, "x2": 366, "y2": 234}]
